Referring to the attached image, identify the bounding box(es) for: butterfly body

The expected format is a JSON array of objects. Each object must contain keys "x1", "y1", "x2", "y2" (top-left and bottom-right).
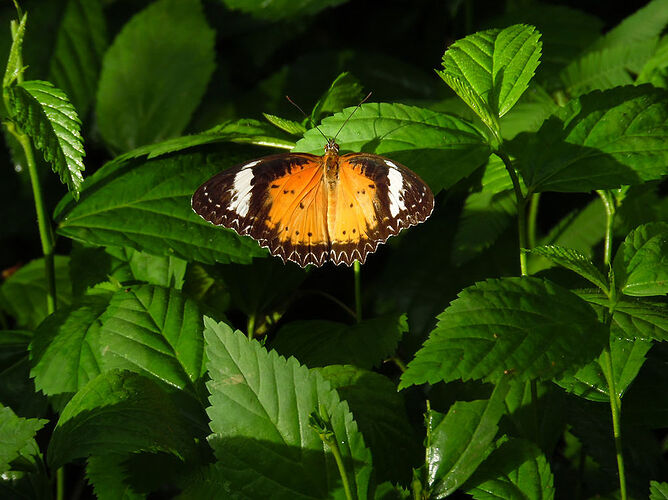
[{"x1": 192, "y1": 139, "x2": 434, "y2": 267}]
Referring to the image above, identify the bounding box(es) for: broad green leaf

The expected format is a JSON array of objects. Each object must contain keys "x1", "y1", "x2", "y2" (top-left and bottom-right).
[
  {"x1": 530, "y1": 245, "x2": 608, "y2": 292},
  {"x1": 513, "y1": 86, "x2": 668, "y2": 193},
  {"x1": 425, "y1": 378, "x2": 509, "y2": 498},
  {"x1": 560, "y1": 39, "x2": 658, "y2": 97},
  {"x1": 613, "y1": 222, "x2": 668, "y2": 296},
  {"x1": 316, "y1": 365, "x2": 421, "y2": 485},
  {"x1": 263, "y1": 113, "x2": 307, "y2": 136},
  {"x1": 2, "y1": 12, "x2": 27, "y2": 88},
  {"x1": 128, "y1": 250, "x2": 187, "y2": 290},
  {"x1": 311, "y1": 72, "x2": 364, "y2": 123},
  {"x1": 54, "y1": 151, "x2": 267, "y2": 265},
  {"x1": 650, "y1": 481, "x2": 668, "y2": 499},
  {"x1": 5, "y1": 80, "x2": 85, "y2": 198},
  {"x1": 98, "y1": 285, "x2": 207, "y2": 390},
  {"x1": 499, "y1": 84, "x2": 557, "y2": 140},
  {"x1": 637, "y1": 36, "x2": 668, "y2": 88},
  {"x1": 294, "y1": 102, "x2": 491, "y2": 193},
  {"x1": 0, "y1": 256, "x2": 72, "y2": 329},
  {"x1": 48, "y1": 0, "x2": 107, "y2": 117},
  {"x1": 556, "y1": 336, "x2": 651, "y2": 402},
  {"x1": 580, "y1": 291, "x2": 668, "y2": 342},
  {"x1": 113, "y1": 119, "x2": 295, "y2": 163},
  {"x1": 48, "y1": 370, "x2": 196, "y2": 469},
  {"x1": 0, "y1": 404, "x2": 47, "y2": 474},
  {"x1": 86, "y1": 454, "x2": 144, "y2": 500},
  {"x1": 204, "y1": 318, "x2": 373, "y2": 499},
  {"x1": 452, "y1": 156, "x2": 517, "y2": 265},
  {"x1": 437, "y1": 24, "x2": 542, "y2": 133},
  {"x1": 400, "y1": 277, "x2": 606, "y2": 388},
  {"x1": 30, "y1": 294, "x2": 111, "y2": 395},
  {"x1": 96, "y1": 0, "x2": 215, "y2": 153},
  {"x1": 465, "y1": 438, "x2": 554, "y2": 500},
  {"x1": 220, "y1": 0, "x2": 348, "y2": 20},
  {"x1": 588, "y1": 0, "x2": 668, "y2": 51},
  {"x1": 272, "y1": 314, "x2": 407, "y2": 369}
]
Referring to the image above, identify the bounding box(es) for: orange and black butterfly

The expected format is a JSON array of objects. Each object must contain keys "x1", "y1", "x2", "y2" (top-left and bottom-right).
[{"x1": 192, "y1": 108, "x2": 434, "y2": 267}]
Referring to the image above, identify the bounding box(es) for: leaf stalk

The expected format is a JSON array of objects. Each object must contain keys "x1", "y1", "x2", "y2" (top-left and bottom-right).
[{"x1": 353, "y1": 260, "x2": 362, "y2": 322}]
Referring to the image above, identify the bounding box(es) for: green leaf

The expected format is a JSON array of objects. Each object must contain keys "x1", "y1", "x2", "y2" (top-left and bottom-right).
[
  {"x1": 294, "y1": 102, "x2": 491, "y2": 193},
  {"x1": 30, "y1": 293, "x2": 111, "y2": 395},
  {"x1": 530, "y1": 245, "x2": 608, "y2": 292},
  {"x1": 0, "y1": 404, "x2": 47, "y2": 474},
  {"x1": 437, "y1": 24, "x2": 542, "y2": 133},
  {"x1": 86, "y1": 454, "x2": 145, "y2": 500},
  {"x1": 263, "y1": 113, "x2": 307, "y2": 136},
  {"x1": 580, "y1": 291, "x2": 668, "y2": 342},
  {"x1": 560, "y1": 39, "x2": 658, "y2": 97},
  {"x1": 637, "y1": 36, "x2": 668, "y2": 88},
  {"x1": 556, "y1": 336, "x2": 651, "y2": 402},
  {"x1": 2, "y1": 12, "x2": 27, "y2": 88},
  {"x1": 465, "y1": 438, "x2": 554, "y2": 500},
  {"x1": 220, "y1": 0, "x2": 349, "y2": 20},
  {"x1": 54, "y1": 151, "x2": 267, "y2": 265},
  {"x1": 48, "y1": 370, "x2": 196, "y2": 469},
  {"x1": 128, "y1": 250, "x2": 187, "y2": 290},
  {"x1": 316, "y1": 365, "x2": 421, "y2": 485},
  {"x1": 48, "y1": 0, "x2": 107, "y2": 117},
  {"x1": 98, "y1": 285, "x2": 207, "y2": 390},
  {"x1": 0, "y1": 256, "x2": 72, "y2": 329},
  {"x1": 613, "y1": 222, "x2": 668, "y2": 296},
  {"x1": 311, "y1": 72, "x2": 364, "y2": 123},
  {"x1": 400, "y1": 277, "x2": 606, "y2": 388},
  {"x1": 6, "y1": 80, "x2": 85, "y2": 198},
  {"x1": 513, "y1": 86, "x2": 668, "y2": 193},
  {"x1": 204, "y1": 318, "x2": 373, "y2": 499},
  {"x1": 452, "y1": 156, "x2": 517, "y2": 265},
  {"x1": 272, "y1": 314, "x2": 407, "y2": 369},
  {"x1": 588, "y1": 0, "x2": 668, "y2": 51},
  {"x1": 96, "y1": 0, "x2": 215, "y2": 153},
  {"x1": 650, "y1": 480, "x2": 668, "y2": 499},
  {"x1": 425, "y1": 378, "x2": 509, "y2": 497}
]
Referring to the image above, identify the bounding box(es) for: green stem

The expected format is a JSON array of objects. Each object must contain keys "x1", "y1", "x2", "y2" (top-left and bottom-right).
[
  {"x1": 247, "y1": 313, "x2": 256, "y2": 340},
  {"x1": 56, "y1": 467, "x2": 64, "y2": 500},
  {"x1": 597, "y1": 190, "x2": 615, "y2": 268},
  {"x1": 327, "y1": 433, "x2": 353, "y2": 500},
  {"x1": 497, "y1": 151, "x2": 528, "y2": 276},
  {"x1": 527, "y1": 193, "x2": 540, "y2": 250},
  {"x1": 353, "y1": 260, "x2": 362, "y2": 323}
]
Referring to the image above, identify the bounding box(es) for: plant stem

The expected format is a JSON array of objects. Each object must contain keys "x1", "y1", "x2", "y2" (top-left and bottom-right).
[
  {"x1": 327, "y1": 433, "x2": 353, "y2": 500},
  {"x1": 246, "y1": 313, "x2": 256, "y2": 340},
  {"x1": 597, "y1": 190, "x2": 615, "y2": 268},
  {"x1": 56, "y1": 467, "x2": 64, "y2": 500},
  {"x1": 497, "y1": 151, "x2": 528, "y2": 276},
  {"x1": 527, "y1": 193, "x2": 540, "y2": 249},
  {"x1": 353, "y1": 260, "x2": 362, "y2": 323}
]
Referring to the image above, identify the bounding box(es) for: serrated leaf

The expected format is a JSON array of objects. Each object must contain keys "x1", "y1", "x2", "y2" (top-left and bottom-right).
[
  {"x1": 464, "y1": 438, "x2": 554, "y2": 500},
  {"x1": 54, "y1": 151, "x2": 267, "y2": 265},
  {"x1": 400, "y1": 277, "x2": 606, "y2": 388},
  {"x1": 650, "y1": 480, "x2": 668, "y2": 499},
  {"x1": 294, "y1": 102, "x2": 491, "y2": 193},
  {"x1": 48, "y1": 370, "x2": 196, "y2": 469},
  {"x1": 203, "y1": 318, "x2": 373, "y2": 499},
  {"x1": 3, "y1": 12, "x2": 27, "y2": 88},
  {"x1": 220, "y1": 0, "x2": 349, "y2": 20},
  {"x1": 437, "y1": 24, "x2": 542, "y2": 132},
  {"x1": 513, "y1": 86, "x2": 668, "y2": 193},
  {"x1": 272, "y1": 314, "x2": 407, "y2": 369},
  {"x1": 311, "y1": 72, "x2": 364, "y2": 123},
  {"x1": 128, "y1": 250, "x2": 187, "y2": 290},
  {"x1": 6, "y1": 80, "x2": 85, "y2": 198},
  {"x1": 86, "y1": 454, "x2": 144, "y2": 500},
  {"x1": 613, "y1": 222, "x2": 668, "y2": 296},
  {"x1": 263, "y1": 113, "x2": 307, "y2": 136},
  {"x1": 0, "y1": 256, "x2": 72, "y2": 329},
  {"x1": 555, "y1": 336, "x2": 651, "y2": 402},
  {"x1": 425, "y1": 378, "x2": 509, "y2": 498},
  {"x1": 560, "y1": 39, "x2": 658, "y2": 97},
  {"x1": 0, "y1": 404, "x2": 47, "y2": 474},
  {"x1": 637, "y1": 36, "x2": 668, "y2": 88},
  {"x1": 589, "y1": 0, "x2": 668, "y2": 51},
  {"x1": 96, "y1": 0, "x2": 215, "y2": 153},
  {"x1": 98, "y1": 285, "x2": 207, "y2": 391},
  {"x1": 30, "y1": 293, "x2": 111, "y2": 395},
  {"x1": 48, "y1": 0, "x2": 107, "y2": 117},
  {"x1": 316, "y1": 365, "x2": 421, "y2": 485},
  {"x1": 580, "y1": 291, "x2": 668, "y2": 342},
  {"x1": 531, "y1": 245, "x2": 608, "y2": 292}
]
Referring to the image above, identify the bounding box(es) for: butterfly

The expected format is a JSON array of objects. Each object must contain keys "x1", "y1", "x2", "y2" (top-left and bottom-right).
[{"x1": 191, "y1": 137, "x2": 434, "y2": 267}]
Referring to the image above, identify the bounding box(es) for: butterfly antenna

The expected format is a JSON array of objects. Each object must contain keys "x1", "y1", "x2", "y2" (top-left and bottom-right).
[
  {"x1": 285, "y1": 95, "x2": 328, "y2": 142},
  {"x1": 333, "y1": 91, "x2": 372, "y2": 141}
]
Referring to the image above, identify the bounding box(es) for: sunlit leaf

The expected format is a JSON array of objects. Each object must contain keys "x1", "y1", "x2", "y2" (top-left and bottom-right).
[{"x1": 613, "y1": 222, "x2": 668, "y2": 296}]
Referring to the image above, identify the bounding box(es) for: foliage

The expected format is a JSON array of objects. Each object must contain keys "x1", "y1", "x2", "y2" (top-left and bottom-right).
[{"x1": 0, "y1": 1, "x2": 667, "y2": 499}]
